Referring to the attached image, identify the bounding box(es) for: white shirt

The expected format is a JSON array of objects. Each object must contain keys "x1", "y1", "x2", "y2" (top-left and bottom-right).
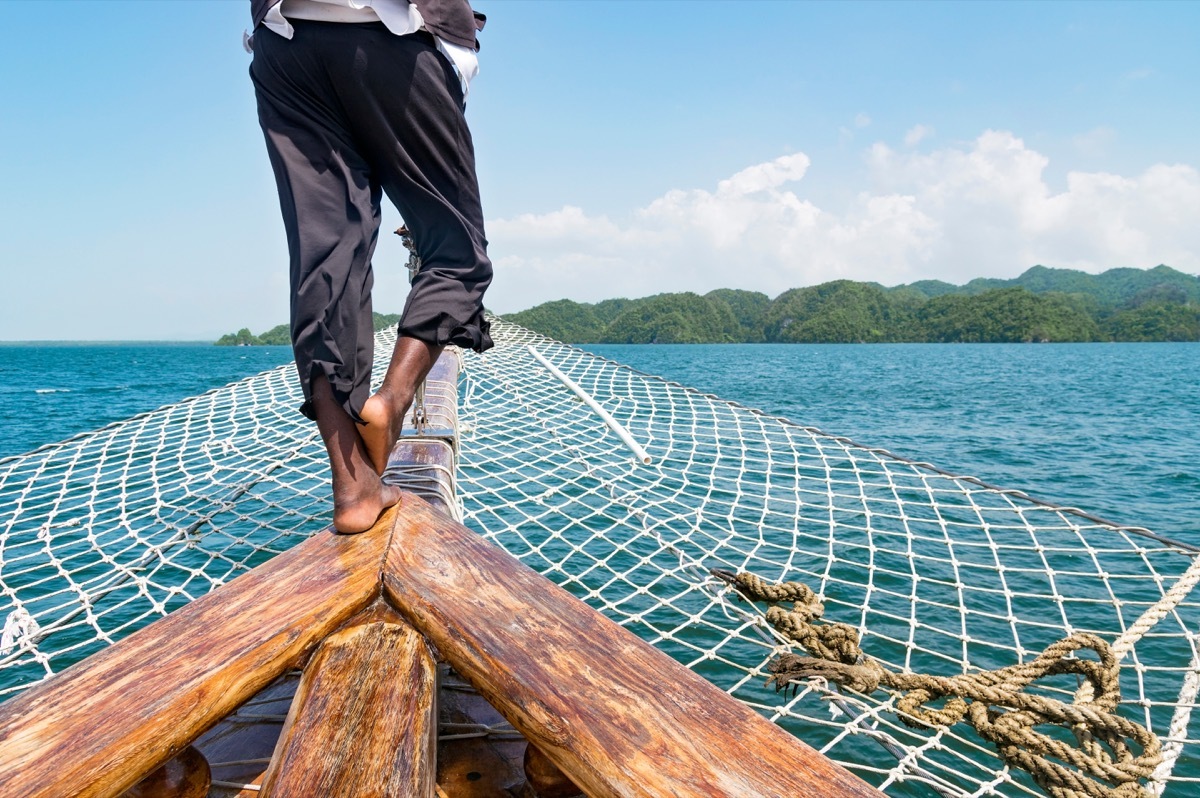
[{"x1": 244, "y1": 0, "x2": 479, "y2": 99}]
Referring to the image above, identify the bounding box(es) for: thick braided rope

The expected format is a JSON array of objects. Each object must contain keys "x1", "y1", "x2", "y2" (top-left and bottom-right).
[
  {"x1": 1106, "y1": 556, "x2": 1200, "y2": 664},
  {"x1": 3, "y1": 319, "x2": 1196, "y2": 797},
  {"x1": 726, "y1": 571, "x2": 1163, "y2": 798}
]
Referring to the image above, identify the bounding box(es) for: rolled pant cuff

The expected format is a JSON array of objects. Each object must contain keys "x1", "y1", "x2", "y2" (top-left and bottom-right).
[
  {"x1": 398, "y1": 312, "x2": 493, "y2": 353},
  {"x1": 297, "y1": 364, "x2": 367, "y2": 423}
]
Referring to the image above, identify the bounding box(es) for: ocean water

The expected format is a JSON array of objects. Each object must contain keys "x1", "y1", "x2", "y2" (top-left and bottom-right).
[
  {"x1": 0, "y1": 342, "x2": 294, "y2": 459},
  {"x1": 1, "y1": 340, "x2": 1194, "y2": 545},
  {"x1": 582, "y1": 342, "x2": 1200, "y2": 547},
  {"x1": 1, "y1": 339, "x2": 1197, "y2": 790}
]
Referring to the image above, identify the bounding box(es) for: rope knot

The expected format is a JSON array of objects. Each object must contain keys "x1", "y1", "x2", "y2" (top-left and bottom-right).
[
  {"x1": 768, "y1": 653, "x2": 883, "y2": 695},
  {"x1": 717, "y1": 570, "x2": 1163, "y2": 798},
  {"x1": 0, "y1": 609, "x2": 39, "y2": 656}
]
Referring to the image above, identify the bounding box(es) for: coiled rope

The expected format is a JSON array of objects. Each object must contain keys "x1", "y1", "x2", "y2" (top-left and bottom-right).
[{"x1": 715, "y1": 570, "x2": 1163, "y2": 798}]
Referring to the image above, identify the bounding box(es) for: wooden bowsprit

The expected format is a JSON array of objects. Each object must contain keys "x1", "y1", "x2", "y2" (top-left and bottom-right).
[{"x1": 0, "y1": 351, "x2": 882, "y2": 798}]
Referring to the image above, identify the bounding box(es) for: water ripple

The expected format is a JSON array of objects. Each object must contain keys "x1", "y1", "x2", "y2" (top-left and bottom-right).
[{"x1": 585, "y1": 342, "x2": 1200, "y2": 545}]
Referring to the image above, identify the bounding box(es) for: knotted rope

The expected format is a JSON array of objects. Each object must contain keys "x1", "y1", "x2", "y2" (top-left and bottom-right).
[{"x1": 714, "y1": 570, "x2": 1163, "y2": 798}]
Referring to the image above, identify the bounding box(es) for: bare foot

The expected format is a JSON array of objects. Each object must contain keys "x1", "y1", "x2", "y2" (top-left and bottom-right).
[
  {"x1": 359, "y1": 388, "x2": 411, "y2": 475},
  {"x1": 308, "y1": 372, "x2": 405, "y2": 533},
  {"x1": 331, "y1": 474, "x2": 403, "y2": 534}
]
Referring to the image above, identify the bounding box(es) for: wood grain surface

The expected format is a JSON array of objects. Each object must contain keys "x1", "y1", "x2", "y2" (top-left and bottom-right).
[
  {"x1": 1, "y1": 455, "x2": 885, "y2": 798},
  {"x1": 260, "y1": 602, "x2": 437, "y2": 798},
  {"x1": 382, "y1": 496, "x2": 883, "y2": 798},
  {"x1": 0, "y1": 509, "x2": 395, "y2": 798},
  {"x1": 386, "y1": 439, "x2": 456, "y2": 518}
]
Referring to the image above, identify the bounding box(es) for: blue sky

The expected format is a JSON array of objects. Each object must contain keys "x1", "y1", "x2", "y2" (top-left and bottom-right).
[{"x1": 1, "y1": 0, "x2": 1197, "y2": 340}]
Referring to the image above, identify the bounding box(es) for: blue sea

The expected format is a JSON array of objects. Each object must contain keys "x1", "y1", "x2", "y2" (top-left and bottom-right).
[
  {"x1": 0, "y1": 342, "x2": 295, "y2": 456},
  {"x1": 582, "y1": 342, "x2": 1200, "y2": 547},
  {"x1": 1, "y1": 339, "x2": 1198, "y2": 791},
  {"x1": 0, "y1": 341, "x2": 1196, "y2": 545}
]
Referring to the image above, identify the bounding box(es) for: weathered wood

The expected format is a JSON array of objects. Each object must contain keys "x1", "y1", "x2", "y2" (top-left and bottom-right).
[
  {"x1": 260, "y1": 602, "x2": 438, "y2": 798},
  {"x1": 0, "y1": 509, "x2": 396, "y2": 798},
  {"x1": 118, "y1": 746, "x2": 210, "y2": 798},
  {"x1": 386, "y1": 439, "x2": 456, "y2": 517},
  {"x1": 382, "y1": 497, "x2": 883, "y2": 798}
]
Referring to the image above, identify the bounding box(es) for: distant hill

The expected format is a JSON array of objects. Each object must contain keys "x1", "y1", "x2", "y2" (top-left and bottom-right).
[
  {"x1": 216, "y1": 313, "x2": 402, "y2": 346},
  {"x1": 600, "y1": 292, "x2": 742, "y2": 344},
  {"x1": 902, "y1": 264, "x2": 1200, "y2": 305},
  {"x1": 505, "y1": 265, "x2": 1200, "y2": 344}
]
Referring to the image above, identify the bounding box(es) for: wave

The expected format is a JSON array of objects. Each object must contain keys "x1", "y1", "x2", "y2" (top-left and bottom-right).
[{"x1": 34, "y1": 388, "x2": 71, "y2": 395}]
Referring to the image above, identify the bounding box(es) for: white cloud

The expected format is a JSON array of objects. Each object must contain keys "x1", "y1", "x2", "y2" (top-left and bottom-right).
[
  {"x1": 904, "y1": 124, "x2": 934, "y2": 147},
  {"x1": 716, "y1": 153, "x2": 811, "y2": 195},
  {"x1": 854, "y1": 112, "x2": 872, "y2": 129},
  {"x1": 485, "y1": 130, "x2": 1200, "y2": 312}
]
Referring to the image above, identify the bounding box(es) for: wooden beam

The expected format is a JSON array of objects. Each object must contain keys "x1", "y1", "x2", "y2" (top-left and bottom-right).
[
  {"x1": 260, "y1": 602, "x2": 437, "y2": 798},
  {"x1": 0, "y1": 509, "x2": 396, "y2": 798},
  {"x1": 191, "y1": 674, "x2": 299, "y2": 796},
  {"x1": 386, "y1": 439, "x2": 456, "y2": 518},
  {"x1": 382, "y1": 497, "x2": 882, "y2": 798}
]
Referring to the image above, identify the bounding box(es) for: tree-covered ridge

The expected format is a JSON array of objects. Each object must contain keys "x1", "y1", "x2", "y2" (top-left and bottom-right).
[
  {"x1": 216, "y1": 313, "x2": 402, "y2": 346},
  {"x1": 505, "y1": 265, "x2": 1200, "y2": 344}
]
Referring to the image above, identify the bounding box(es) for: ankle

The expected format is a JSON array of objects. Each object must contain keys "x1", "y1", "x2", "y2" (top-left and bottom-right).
[{"x1": 376, "y1": 385, "x2": 414, "y2": 424}]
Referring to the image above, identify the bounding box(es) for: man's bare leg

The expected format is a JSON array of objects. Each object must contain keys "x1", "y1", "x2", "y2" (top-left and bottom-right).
[
  {"x1": 311, "y1": 373, "x2": 403, "y2": 533},
  {"x1": 359, "y1": 335, "x2": 444, "y2": 474}
]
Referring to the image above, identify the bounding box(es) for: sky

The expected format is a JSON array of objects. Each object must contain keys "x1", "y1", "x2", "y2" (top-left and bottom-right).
[{"x1": 0, "y1": 1, "x2": 1197, "y2": 341}]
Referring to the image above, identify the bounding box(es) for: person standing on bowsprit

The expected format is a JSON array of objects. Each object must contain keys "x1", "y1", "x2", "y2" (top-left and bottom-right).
[{"x1": 246, "y1": 0, "x2": 492, "y2": 533}]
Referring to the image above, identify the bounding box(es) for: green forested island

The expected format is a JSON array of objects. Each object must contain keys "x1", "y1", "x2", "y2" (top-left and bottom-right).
[
  {"x1": 216, "y1": 313, "x2": 403, "y2": 346},
  {"x1": 505, "y1": 265, "x2": 1200, "y2": 344},
  {"x1": 217, "y1": 266, "x2": 1200, "y2": 345}
]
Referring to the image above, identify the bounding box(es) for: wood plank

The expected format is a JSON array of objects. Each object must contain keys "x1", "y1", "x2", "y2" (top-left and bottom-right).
[
  {"x1": 524, "y1": 744, "x2": 582, "y2": 798},
  {"x1": 0, "y1": 509, "x2": 397, "y2": 798},
  {"x1": 382, "y1": 497, "x2": 883, "y2": 798},
  {"x1": 260, "y1": 602, "x2": 437, "y2": 798},
  {"x1": 385, "y1": 439, "x2": 456, "y2": 518},
  {"x1": 436, "y1": 664, "x2": 527, "y2": 796}
]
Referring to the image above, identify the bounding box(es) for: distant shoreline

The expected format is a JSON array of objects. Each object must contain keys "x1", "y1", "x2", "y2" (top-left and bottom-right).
[
  {"x1": 211, "y1": 265, "x2": 1200, "y2": 346},
  {"x1": 0, "y1": 340, "x2": 277, "y2": 347},
  {"x1": 578, "y1": 339, "x2": 1200, "y2": 345},
  {"x1": 505, "y1": 265, "x2": 1200, "y2": 345}
]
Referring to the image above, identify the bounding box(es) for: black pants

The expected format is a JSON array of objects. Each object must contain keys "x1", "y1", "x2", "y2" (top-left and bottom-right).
[{"x1": 251, "y1": 21, "x2": 492, "y2": 421}]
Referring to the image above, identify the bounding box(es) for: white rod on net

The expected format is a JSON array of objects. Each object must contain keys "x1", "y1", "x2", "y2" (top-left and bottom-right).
[
  {"x1": 1148, "y1": 626, "x2": 1200, "y2": 795},
  {"x1": 1075, "y1": 553, "x2": 1200, "y2": 703},
  {"x1": 528, "y1": 346, "x2": 652, "y2": 465}
]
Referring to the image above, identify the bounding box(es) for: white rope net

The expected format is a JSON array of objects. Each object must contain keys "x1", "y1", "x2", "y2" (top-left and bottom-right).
[{"x1": 1, "y1": 317, "x2": 1197, "y2": 797}]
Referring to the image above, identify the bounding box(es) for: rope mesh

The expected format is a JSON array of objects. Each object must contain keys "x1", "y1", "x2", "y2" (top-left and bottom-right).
[{"x1": 0, "y1": 318, "x2": 1196, "y2": 797}]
